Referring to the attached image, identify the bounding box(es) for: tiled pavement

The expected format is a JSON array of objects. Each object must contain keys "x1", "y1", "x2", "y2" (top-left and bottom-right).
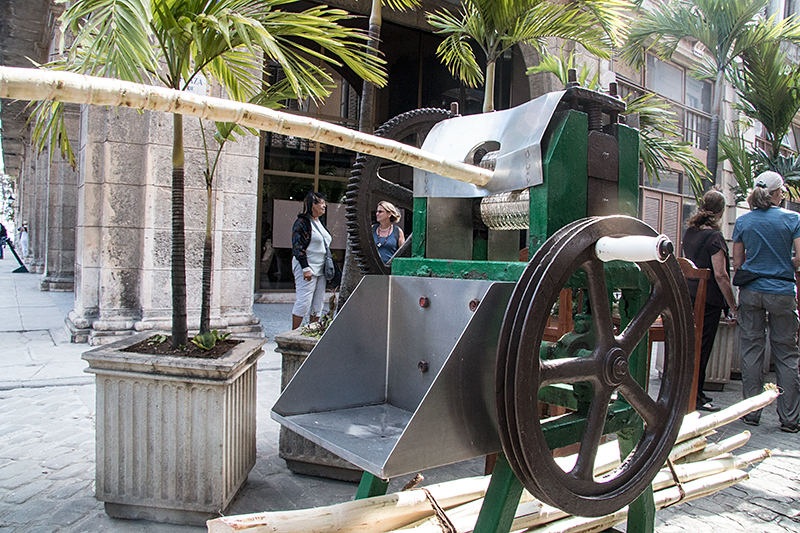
[{"x1": 0, "y1": 254, "x2": 798, "y2": 532}]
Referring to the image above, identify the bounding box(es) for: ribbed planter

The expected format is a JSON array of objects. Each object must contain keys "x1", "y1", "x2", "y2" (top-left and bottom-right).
[
  {"x1": 705, "y1": 320, "x2": 736, "y2": 390},
  {"x1": 274, "y1": 329, "x2": 362, "y2": 482},
  {"x1": 82, "y1": 333, "x2": 265, "y2": 526}
]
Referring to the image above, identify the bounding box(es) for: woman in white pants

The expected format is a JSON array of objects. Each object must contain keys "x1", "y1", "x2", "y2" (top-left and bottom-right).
[{"x1": 291, "y1": 191, "x2": 331, "y2": 330}]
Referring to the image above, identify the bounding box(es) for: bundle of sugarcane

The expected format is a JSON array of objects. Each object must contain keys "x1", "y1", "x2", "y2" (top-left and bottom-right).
[{"x1": 207, "y1": 387, "x2": 777, "y2": 533}]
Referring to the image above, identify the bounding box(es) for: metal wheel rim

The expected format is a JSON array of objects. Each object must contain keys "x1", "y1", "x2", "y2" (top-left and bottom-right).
[{"x1": 497, "y1": 216, "x2": 694, "y2": 516}]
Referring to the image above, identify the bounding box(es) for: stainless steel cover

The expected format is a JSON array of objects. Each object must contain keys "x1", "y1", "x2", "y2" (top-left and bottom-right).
[{"x1": 415, "y1": 91, "x2": 565, "y2": 198}]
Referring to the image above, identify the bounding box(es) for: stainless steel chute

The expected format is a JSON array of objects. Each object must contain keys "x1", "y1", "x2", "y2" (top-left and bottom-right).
[{"x1": 271, "y1": 275, "x2": 514, "y2": 479}]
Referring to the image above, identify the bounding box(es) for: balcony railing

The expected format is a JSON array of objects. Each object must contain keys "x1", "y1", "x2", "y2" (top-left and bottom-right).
[{"x1": 616, "y1": 78, "x2": 711, "y2": 151}]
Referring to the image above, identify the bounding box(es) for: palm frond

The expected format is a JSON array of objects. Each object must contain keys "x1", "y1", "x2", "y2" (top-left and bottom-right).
[
  {"x1": 526, "y1": 49, "x2": 600, "y2": 90},
  {"x1": 729, "y1": 40, "x2": 800, "y2": 157},
  {"x1": 27, "y1": 100, "x2": 76, "y2": 168},
  {"x1": 382, "y1": 0, "x2": 420, "y2": 12}
]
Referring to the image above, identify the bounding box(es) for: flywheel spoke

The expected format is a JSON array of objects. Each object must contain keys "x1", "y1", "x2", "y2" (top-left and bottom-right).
[
  {"x1": 618, "y1": 287, "x2": 665, "y2": 355},
  {"x1": 373, "y1": 173, "x2": 413, "y2": 207},
  {"x1": 583, "y1": 257, "x2": 614, "y2": 347},
  {"x1": 571, "y1": 389, "x2": 611, "y2": 481},
  {"x1": 541, "y1": 357, "x2": 595, "y2": 386},
  {"x1": 618, "y1": 374, "x2": 664, "y2": 428}
]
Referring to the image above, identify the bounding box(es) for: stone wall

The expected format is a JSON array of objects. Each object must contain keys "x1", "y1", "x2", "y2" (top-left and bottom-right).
[{"x1": 66, "y1": 105, "x2": 261, "y2": 344}]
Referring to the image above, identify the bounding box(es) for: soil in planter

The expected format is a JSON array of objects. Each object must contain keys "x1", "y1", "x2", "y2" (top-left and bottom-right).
[{"x1": 122, "y1": 335, "x2": 244, "y2": 359}]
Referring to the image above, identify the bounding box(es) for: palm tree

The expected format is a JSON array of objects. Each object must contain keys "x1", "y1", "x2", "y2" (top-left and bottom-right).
[
  {"x1": 359, "y1": 0, "x2": 420, "y2": 134},
  {"x1": 730, "y1": 41, "x2": 800, "y2": 160},
  {"x1": 426, "y1": 0, "x2": 628, "y2": 112},
  {"x1": 339, "y1": 0, "x2": 419, "y2": 312},
  {"x1": 529, "y1": 49, "x2": 708, "y2": 197},
  {"x1": 622, "y1": 0, "x2": 800, "y2": 186},
  {"x1": 37, "y1": 0, "x2": 386, "y2": 348}
]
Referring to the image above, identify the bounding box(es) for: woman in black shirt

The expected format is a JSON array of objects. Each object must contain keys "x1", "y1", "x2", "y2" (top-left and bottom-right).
[{"x1": 682, "y1": 189, "x2": 737, "y2": 411}]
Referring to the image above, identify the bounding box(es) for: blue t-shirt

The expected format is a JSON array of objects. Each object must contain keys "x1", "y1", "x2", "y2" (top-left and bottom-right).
[{"x1": 732, "y1": 206, "x2": 800, "y2": 295}]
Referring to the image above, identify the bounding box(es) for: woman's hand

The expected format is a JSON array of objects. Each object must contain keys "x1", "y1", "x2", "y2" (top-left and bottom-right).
[{"x1": 303, "y1": 270, "x2": 313, "y2": 281}]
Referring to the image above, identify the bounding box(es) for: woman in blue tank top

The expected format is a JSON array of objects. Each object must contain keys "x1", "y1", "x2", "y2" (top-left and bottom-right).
[{"x1": 372, "y1": 201, "x2": 405, "y2": 264}]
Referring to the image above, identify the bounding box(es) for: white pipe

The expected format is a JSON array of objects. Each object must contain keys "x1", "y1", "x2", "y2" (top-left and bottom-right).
[{"x1": 594, "y1": 235, "x2": 673, "y2": 263}]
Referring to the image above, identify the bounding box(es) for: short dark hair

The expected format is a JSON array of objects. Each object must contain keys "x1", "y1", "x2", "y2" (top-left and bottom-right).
[{"x1": 301, "y1": 191, "x2": 325, "y2": 216}]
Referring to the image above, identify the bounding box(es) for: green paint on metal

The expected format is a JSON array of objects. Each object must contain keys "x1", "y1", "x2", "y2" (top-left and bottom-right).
[
  {"x1": 538, "y1": 383, "x2": 580, "y2": 411},
  {"x1": 412, "y1": 197, "x2": 427, "y2": 258},
  {"x1": 355, "y1": 472, "x2": 389, "y2": 500},
  {"x1": 616, "y1": 124, "x2": 640, "y2": 217},
  {"x1": 618, "y1": 273, "x2": 656, "y2": 532},
  {"x1": 473, "y1": 454, "x2": 525, "y2": 533},
  {"x1": 391, "y1": 258, "x2": 526, "y2": 282},
  {"x1": 473, "y1": 236, "x2": 488, "y2": 261},
  {"x1": 529, "y1": 110, "x2": 589, "y2": 253}
]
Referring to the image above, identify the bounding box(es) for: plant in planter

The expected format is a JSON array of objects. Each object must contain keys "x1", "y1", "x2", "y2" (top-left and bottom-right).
[
  {"x1": 33, "y1": 0, "x2": 386, "y2": 348},
  {"x1": 29, "y1": 0, "x2": 386, "y2": 523}
]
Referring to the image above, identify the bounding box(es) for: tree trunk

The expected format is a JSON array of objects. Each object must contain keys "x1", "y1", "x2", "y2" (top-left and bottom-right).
[
  {"x1": 200, "y1": 185, "x2": 213, "y2": 334},
  {"x1": 705, "y1": 71, "x2": 725, "y2": 189},
  {"x1": 483, "y1": 60, "x2": 496, "y2": 113},
  {"x1": 340, "y1": 3, "x2": 382, "y2": 310},
  {"x1": 172, "y1": 113, "x2": 189, "y2": 347}
]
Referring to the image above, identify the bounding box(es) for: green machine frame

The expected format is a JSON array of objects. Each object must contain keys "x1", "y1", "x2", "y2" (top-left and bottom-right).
[{"x1": 356, "y1": 95, "x2": 661, "y2": 533}]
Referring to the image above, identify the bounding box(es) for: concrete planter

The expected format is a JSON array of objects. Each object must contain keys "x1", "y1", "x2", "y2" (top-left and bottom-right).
[
  {"x1": 705, "y1": 320, "x2": 736, "y2": 390},
  {"x1": 82, "y1": 332, "x2": 266, "y2": 525},
  {"x1": 274, "y1": 329, "x2": 362, "y2": 482}
]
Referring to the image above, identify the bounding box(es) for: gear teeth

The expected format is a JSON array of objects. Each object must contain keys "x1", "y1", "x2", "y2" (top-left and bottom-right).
[{"x1": 346, "y1": 107, "x2": 451, "y2": 276}]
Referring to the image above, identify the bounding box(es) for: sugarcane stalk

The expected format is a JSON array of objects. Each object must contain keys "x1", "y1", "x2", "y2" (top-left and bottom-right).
[
  {"x1": 0, "y1": 66, "x2": 492, "y2": 187},
  {"x1": 206, "y1": 475, "x2": 490, "y2": 533},
  {"x1": 397, "y1": 446, "x2": 770, "y2": 533},
  {"x1": 677, "y1": 385, "x2": 778, "y2": 444},
  {"x1": 667, "y1": 435, "x2": 707, "y2": 462},
  {"x1": 652, "y1": 448, "x2": 769, "y2": 491},
  {"x1": 523, "y1": 470, "x2": 748, "y2": 533},
  {"x1": 207, "y1": 390, "x2": 778, "y2": 533},
  {"x1": 678, "y1": 431, "x2": 751, "y2": 463}
]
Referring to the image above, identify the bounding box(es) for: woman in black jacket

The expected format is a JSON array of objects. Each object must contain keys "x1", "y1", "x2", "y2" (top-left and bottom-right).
[{"x1": 291, "y1": 191, "x2": 331, "y2": 329}]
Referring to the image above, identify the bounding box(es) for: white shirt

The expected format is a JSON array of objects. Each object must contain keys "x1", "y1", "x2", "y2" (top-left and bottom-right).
[{"x1": 292, "y1": 219, "x2": 331, "y2": 277}]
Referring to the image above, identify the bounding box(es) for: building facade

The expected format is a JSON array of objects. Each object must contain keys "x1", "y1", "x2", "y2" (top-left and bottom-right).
[{"x1": 2, "y1": 0, "x2": 799, "y2": 343}]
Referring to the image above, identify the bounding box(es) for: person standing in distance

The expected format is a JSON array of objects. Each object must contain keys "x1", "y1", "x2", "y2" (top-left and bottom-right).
[
  {"x1": 732, "y1": 171, "x2": 800, "y2": 432},
  {"x1": 372, "y1": 201, "x2": 405, "y2": 264},
  {"x1": 682, "y1": 189, "x2": 737, "y2": 412},
  {"x1": 291, "y1": 191, "x2": 332, "y2": 330}
]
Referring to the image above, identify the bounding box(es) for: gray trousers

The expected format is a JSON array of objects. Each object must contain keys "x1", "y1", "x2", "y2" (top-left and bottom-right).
[{"x1": 738, "y1": 289, "x2": 800, "y2": 426}]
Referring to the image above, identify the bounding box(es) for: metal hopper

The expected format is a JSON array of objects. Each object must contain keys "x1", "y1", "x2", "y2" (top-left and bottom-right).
[{"x1": 271, "y1": 275, "x2": 514, "y2": 479}]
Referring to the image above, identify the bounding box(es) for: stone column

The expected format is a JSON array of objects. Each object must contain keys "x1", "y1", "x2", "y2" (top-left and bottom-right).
[
  {"x1": 67, "y1": 104, "x2": 260, "y2": 344},
  {"x1": 40, "y1": 104, "x2": 79, "y2": 291},
  {"x1": 29, "y1": 145, "x2": 49, "y2": 273},
  {"x1": 67, "y1": 105, "x2": 145, "y2": 343}
]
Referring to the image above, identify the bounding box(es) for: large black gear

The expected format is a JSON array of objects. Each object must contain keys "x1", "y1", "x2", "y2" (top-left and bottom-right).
[{"x1": 345, "y1": 108, "x2": 451, "y2": 275}]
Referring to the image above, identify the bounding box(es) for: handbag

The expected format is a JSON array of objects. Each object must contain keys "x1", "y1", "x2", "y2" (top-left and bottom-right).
[
  {"x1": 732, "y1": 268, "x2": 760, "y2": 287},
  {"x1": 323, "y1": 246, "x2": 336, "y2": 282},
  {"x1": 732, "y1": 268, "x2": 795, "y2": 286}
]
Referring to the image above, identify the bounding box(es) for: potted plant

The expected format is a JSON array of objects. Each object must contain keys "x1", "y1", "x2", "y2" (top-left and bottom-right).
[{"x1": 29, "y1": 0, "x2": 386, "y2": 524}]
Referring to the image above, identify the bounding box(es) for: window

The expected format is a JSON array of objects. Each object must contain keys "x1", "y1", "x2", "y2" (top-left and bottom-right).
[
  {"x1": 640, "y1": 169, "x2": 697, "y2": 256},
  {"x1": 644, "y1": 55, "x2": 713, "y2": 150}
]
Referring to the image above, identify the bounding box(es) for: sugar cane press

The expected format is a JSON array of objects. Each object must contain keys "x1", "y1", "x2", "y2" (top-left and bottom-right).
[{"x1": 272, "y1": 83, "x2": 694, "y2": 531}]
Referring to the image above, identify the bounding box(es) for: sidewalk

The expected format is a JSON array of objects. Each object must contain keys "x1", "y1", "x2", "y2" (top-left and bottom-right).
[{"x1": 0, "y1": 254, "x2": 798, "y2": 532}]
